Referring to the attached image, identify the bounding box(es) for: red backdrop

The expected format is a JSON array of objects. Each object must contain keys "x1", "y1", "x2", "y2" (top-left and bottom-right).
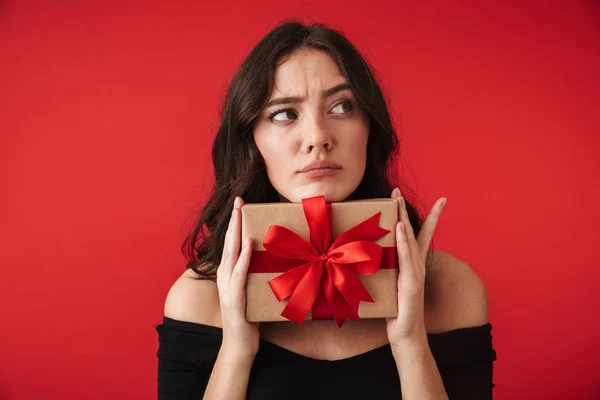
[{"x1": 1, "y1": 1, "x2": 599, "y2": 399}]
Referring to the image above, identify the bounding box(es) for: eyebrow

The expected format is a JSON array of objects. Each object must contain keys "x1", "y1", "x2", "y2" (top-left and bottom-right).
[{"x1": 265, "y1": 82, "x2": 353, "y2": 108}]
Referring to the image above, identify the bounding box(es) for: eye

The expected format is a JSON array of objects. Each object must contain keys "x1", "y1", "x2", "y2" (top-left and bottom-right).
[
  {"x1": 330, "y1": 100, "x2": 354, "y2": 115},
  {"x1": 268, "y1": 108, "x2": 298, "y2": 122}
]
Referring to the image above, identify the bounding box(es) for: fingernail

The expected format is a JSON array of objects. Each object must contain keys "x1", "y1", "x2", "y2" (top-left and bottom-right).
[
  {"x1": 392, "y1": 188, "x2": 399, "y2": 197},
  {"x1": 439, "y1": 198, "x2": 447, "y2": 210},
  {"x1": 233, "y1": 197, "x2": 241, "y2": 209}
]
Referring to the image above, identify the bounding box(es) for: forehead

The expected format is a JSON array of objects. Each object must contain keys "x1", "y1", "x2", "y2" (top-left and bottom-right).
[{"x1": 271, "y1": 49, "x2": 346, "y2": 95}]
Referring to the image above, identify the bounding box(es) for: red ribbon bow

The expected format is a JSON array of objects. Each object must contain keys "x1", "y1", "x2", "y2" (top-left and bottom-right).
[{"x1": 260, "y1": 196, "x2": 391, "y2": 327}]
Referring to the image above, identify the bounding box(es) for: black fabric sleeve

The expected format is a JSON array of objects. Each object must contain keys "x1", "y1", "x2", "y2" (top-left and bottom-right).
[
  {"x1": 428, "y1": 323, "x2": 497, "y2": 400},
  {"x1": 156, "y1": 317, "x2": 223, "y2": 400}
]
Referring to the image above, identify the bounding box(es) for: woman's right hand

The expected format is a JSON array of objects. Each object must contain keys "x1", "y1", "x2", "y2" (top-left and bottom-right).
[{"x1": 216, "y1": 196, "x2": 259, "y2": 359}]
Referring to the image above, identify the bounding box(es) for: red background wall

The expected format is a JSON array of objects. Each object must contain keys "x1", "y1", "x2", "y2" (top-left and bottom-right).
[{"x1": 1, "y1": 1, "x2": 599, "y2": 399}]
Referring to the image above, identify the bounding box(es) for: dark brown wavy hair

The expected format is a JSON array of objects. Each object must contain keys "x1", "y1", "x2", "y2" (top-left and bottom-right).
[{"x1": 181, "y1": 20, "x2": 435, "y2": 280}]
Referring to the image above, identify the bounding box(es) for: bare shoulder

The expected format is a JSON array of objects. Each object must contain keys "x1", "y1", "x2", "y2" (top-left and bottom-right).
[
  {"x1": 424, "y1": 249, "x2": 489, "y2": 333},
  {"x1": 164, "y1": 268, "x2": 222, "y2": 328}
]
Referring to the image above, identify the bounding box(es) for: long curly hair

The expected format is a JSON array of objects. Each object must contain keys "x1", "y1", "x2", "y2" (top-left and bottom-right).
[{"x1": 181, "y1": 20, "x2": 434, "y2": 280}]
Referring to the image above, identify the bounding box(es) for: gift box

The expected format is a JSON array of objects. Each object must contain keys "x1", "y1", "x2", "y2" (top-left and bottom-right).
[{"x1": 241, "y1": 195, "x2": 399, "y2": 327}]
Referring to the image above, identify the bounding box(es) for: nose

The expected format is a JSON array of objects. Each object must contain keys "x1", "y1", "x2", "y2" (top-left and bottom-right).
[{"x1": 301, "y1": 114, "x2": 333, "y2": 154}]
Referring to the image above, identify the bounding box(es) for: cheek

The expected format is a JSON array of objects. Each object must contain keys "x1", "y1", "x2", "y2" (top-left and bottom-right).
[
  {"x1": 348, "y1": 132, "x2": 368, "y2": 179},
  {"x1": 255, "y1": 135, "x2": 289, "y2": 173},
  {"x1": 262, "y1": 144, "x2": 280, "y2": 167},
  {"x1": 349, "y1": 131, "x2": 368, "y2": 162}
]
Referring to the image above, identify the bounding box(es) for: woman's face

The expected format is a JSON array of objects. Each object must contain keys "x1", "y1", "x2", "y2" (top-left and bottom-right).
[{"x1": 252, "y1": 48, "x2": 369, "y2": 203}]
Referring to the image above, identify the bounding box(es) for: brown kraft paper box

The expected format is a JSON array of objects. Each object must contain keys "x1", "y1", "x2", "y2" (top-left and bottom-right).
[{"x1": 241, "y1": 198, "x2": 399, "y2": 323}]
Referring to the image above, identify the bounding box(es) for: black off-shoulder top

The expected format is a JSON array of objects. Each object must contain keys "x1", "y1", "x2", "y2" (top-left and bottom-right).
[{"x1": 156, "y1": 317, "x2": 496, "y2": 399}]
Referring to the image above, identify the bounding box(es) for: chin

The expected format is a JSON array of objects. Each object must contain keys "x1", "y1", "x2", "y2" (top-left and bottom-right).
[{"x1": 288, "y1": 185, "x2": 355, "y2": 204}]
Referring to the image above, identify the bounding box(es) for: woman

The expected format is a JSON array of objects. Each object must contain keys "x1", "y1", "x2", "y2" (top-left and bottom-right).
[{"x1": 157, "y1": 20, "x2": 496, "y2": 399}]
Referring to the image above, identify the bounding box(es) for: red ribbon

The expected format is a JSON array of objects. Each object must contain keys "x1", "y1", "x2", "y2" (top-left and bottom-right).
[{"x1": 248, "y1": 196, "x2": 396, "y2": 327}]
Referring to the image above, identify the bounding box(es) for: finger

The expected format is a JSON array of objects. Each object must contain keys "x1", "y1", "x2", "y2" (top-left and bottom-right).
[
  {"x1": 220, "y1": 197, "x2": 243, "y2": 279},
  {"x1": 230, "y1": 238, "x2": 253, "y2": 290},
  {"x1": 416, "y1": 198, "x2": 446, "y2": 260},
  {"x1": 396, "y1": 221, "x2": 411, "y2": 280},
  {"x1": 228, "y1": 199, "x2": 243, "y2": 265},
  {"x1": 398, "y1": 194, "x2": 417, "y2": 247}
]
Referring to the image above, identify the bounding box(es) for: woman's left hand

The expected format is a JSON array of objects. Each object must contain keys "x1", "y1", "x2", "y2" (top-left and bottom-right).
[{"x1": 386, "y1": 188, "x2": 447, "y2": 349}]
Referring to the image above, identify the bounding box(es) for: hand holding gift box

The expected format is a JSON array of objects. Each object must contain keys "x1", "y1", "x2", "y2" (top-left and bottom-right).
[{"x1": 241, "y1": 195, "x2": 399, "y2": 327}]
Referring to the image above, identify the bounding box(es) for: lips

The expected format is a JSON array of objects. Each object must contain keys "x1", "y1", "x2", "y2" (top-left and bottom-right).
[{"x1": 297, "y1": 160, "x2": 342, "y2": 173}]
